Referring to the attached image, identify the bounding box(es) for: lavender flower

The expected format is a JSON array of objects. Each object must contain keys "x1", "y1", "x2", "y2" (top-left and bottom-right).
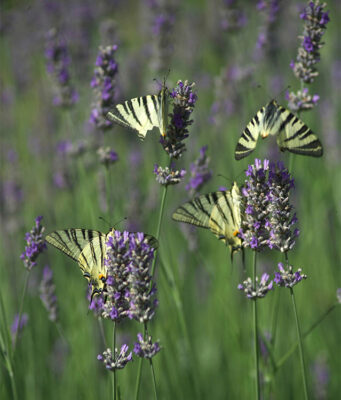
[
  {"x1": 134, "y1": 333, "x2": 161, "y2": 359},
  {"x1": 97, "y1": 146, "x2": 118, "y2": 168},
  {"x1": 45, "y1": 28, "x2": 78, "y2": 107},
  {"x1": 286, "y1": 87, "x2": 320, "y2": 112},
  {"x1": 90, "y1": 45, "x2": 118, "y2": 130},
  {"x1": 288, "y1": 0, "x2": 330, "y2": 111},
  {"x1": 274, "y1": 263, "x2": 307, "y2": 288},
  {"x1": 11, "y1": 313, "x2": 29, "y2": 343},
  {"x1": 153, "y1": 164, "x2": 186, "y2": 186},
  {"x1": 39, "y1": 265, "x2": 58, "y2": 322},
  {"x1": 240, "y1": 159, "x2": 299, "y2": 253},
  {"x1": 238, "y1": 273, "x2": 273, "y2": 299},
  {"x1": 20, "y1": 216, "x2": 47, "y2": 270},
  {"x1": 88, "y1": 288, "x2": 105, "y2": 318},
  {"x1": 126, "y1": 233, "x2": 158, "y2": 323},
  {"x1": 97, "y1": 344, "x2": 133, "y2": 371},
  {"x1": 186, "y1": 146, "x2": 212, "y2": 196},
  {"x1": 161, "y1": 80, "x2": 197, "y2": 158},
  {"x1": 100, "y1": 231, "x2": 157, "y2": 323}
]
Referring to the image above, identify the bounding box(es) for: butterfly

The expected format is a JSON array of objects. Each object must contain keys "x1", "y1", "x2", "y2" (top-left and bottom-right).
[
  {"x1": 172, "y1": 182, "x2": 242, "y2": 257},
  {"x1": 106, "y1": 82, "x2": 169, "y2": 140},
  {"x1": 234, "y1": 100, "x2": 323, "y2": 160},
  {"x1": 46, "y1": 228, "x2": 158, "y2": 298}
]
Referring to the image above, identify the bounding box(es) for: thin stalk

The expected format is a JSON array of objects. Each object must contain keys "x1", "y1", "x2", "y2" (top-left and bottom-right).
[
  {"x1": 97, "y1": 318, "x2": 107, "y2": 348},
  {"x1": 112, "y1": 322, "x2": 117, "y2": 400},
  {"x1": 149, "y1": 359, "x2": 158, "y2": 400},
  {"x1": 252, "y1": 251, "x2": 260, "y2": 400},
  {"x1": 277, "y1": 303, "x2": 336, "y2": 368},
  {"x1": 134, "y1": 353, "x2": 143, "y2": 400},
  {"x1": 290, "y1": 288, "x2": 309, "y2": 400},
  {"x1": 12, "y1": 270, "x2": 30, "y2": 351}
]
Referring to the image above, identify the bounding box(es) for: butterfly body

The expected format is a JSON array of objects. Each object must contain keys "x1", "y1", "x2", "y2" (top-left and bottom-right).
[
  {"x1": 235, "y1": 100, "x2": 323, "y2": 160},
  {"x1": 106, "y1": 83, "x2": 169, "y2": 140},
  {"x1": 46, "y1": 228, "x2": 158, "y2": 297},
  {"x1": 172, "y1": 182, "x2": 242, "y2": 256}
]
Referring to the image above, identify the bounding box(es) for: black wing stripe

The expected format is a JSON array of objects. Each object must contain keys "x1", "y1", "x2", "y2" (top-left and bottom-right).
[
  {"x1": 142, "y1": 96, "x2": 153, "y2": 124},
  {"x1": 283, "y1": 125, "x2": 308, "y2": 142},
  {"x1": 279, "y1": 112, "x2": 295, "y2": 132},
  {"x1": 127, "y1": 100, "x2": 142, "y2": 126},
  {"x1": 151, "y1": 95, "x2": 159, "y2": 113},
  {"x1": 70, "y1": 229, "x2": 83, "y2": 254},
  {"x1": 243, "y1": 127, "x2": 255, "y2": 142},
  {"x1": 52, "y1": 231, "x2": 78, "y2": 261}
]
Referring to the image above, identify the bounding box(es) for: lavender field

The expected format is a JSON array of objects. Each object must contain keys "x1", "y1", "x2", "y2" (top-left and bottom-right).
[{"x1": 1, "y1": 1, "x2": 340, "y2": 399}]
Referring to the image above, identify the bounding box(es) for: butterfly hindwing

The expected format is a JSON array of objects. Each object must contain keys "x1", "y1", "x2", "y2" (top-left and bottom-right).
[{"x1": 235, "y1": 100, "x2": 323, "y2": 159}]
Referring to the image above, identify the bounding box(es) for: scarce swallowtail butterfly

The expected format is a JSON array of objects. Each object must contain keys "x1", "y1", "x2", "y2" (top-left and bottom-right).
[
  {"x1": 172, "y1": 182, "x2": 242, "y2": 257},
  {"x1": 234, "y1": 100, "x2": 323, "y2": 160},
  {"x1": 46, "y1": 228, "x2": 158, "y2": 298},
  {"x1": 106, "y1": 82, "x2": 169, "y2": 140}
]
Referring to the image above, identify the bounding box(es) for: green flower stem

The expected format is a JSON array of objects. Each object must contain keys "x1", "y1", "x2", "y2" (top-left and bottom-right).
[
  {"x1": 252, "y1": 251, "x2": 260, "y2": 400},
  {"x1": 151, "y1": 183, "x2": 168, "y2": 278},
  {"x1": 290, "y1": 287, "x2": 309, "y2": 400},
  {"x1": 0, "y1": 291, "x2": 17, "y2": 400},
  {"x1": 12, "y1": 269, "x2": 30, "y2": 351},
  {"x1": 97, "y1": 318, "x2": 107, "y2": 348},
  {"x1": 149, "y1": 358, "x2": 158, "y2": 400},
  {"x1": 112, "y1": 322, "x2": 117, "y2": 400},
  {"x1": 277, "y1": 303, "x2": 336, "y2": 369},
  {"x1": 134, "y1": 354, "x2": 143, "y2": 400}
]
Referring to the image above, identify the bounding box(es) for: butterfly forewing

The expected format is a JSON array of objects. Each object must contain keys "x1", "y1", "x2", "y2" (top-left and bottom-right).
[{"x1": 46, "y1": 229, "x2": 103, "y2": 262}]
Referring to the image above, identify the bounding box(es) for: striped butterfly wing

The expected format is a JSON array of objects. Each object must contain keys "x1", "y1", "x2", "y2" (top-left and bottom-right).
[
  {"x1": 235, "y1": 100, "x2": 323, "y2": 160},
  {"x1": 209, "y1": 184, "x2": 242, "y2": 253},
  {"x1": 275, "y1": 104, "x2": 323, "y2": 156},
  {"x1": 172, "y1": 192, "x2": 226, "y2": 229},
  {"x1": 46, "y1": 229, "x2": 105, "y2": 292},
  {"x1": 106, "y1": 85, "x2": 169, "y2": 140}
]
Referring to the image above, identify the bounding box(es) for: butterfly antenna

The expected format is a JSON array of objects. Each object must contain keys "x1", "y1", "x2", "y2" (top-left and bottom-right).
[
  {"x1": 112, "y1": 217, "x2": 127, "y2": 229},
  {"x1": 99, "y1": 216, "x2": 111, "y2": 228}
]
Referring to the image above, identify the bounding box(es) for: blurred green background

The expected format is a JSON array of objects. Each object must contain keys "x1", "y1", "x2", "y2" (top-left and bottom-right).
[{"x1": 1, "y1": 0, "x2": 340, "y2": 399}]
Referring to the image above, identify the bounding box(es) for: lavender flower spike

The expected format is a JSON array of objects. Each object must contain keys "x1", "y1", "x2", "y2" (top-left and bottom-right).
[
  {"x1": 39, "y1": 265, "x2": 59, "y2": 322},
  {"x1": 238, "y1": 273, "x2": 273, "y2": 300},
  {"x1": 274, "y1": 263, "x2": 307, "y2": 288},
  {"x1": 186, "y1": 145, "x2": 212, "y2": 196},
  {"x1": 20, "y1": 216, "x2": 47, "y2": 270},
  {"x1": 11, "y1": 313, "x2": 29, "y2": 344},
  {"x1": 45, "y1": 28, "x2": 78, "y2": 108},
  {"x1": 90, "y1": 45, "x2": 119, "y2": 130},
  {"x1": 154, "y1": 164, "x2": 186, "y2": 186},
  {"x1": 240, "y1": 159, "x2": 299, "y2": 253},
  {"x1": 288, "y1": 0, "x2": 330, "y2": 111},
  {"x1": 161, "y1": 80, "x2": 197, "y2": 158},
  {"x1": 97, "y1": 344, "x2": 133, "y2": 371},
  {"x1": 134, "y1": 333, "x2": 161, "y2": 359}
]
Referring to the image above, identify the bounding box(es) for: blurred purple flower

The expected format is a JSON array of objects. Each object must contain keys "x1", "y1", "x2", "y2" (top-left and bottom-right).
[
  {"x1": 186, "y1": 146, "x2": 212, "y2": 196},
  {"x1": 45, "y1": 28, "x2": 78, "y2": 108},
  {"x1": 154, "y1": 164, "x2": 186, "y2": 186},
  {"x1": 11, "y1": 313, "x2": 29, "y2": 343},
  {"x1": 20, "y1": 216, "x2": 47, "y2": 270},
  {"x1": 40, "y1": 265, "x2": 59, "y2": 322}
]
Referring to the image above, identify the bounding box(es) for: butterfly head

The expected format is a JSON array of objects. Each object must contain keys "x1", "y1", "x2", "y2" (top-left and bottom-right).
[{"x1": 261, "y1": 131, "x2": 270, "y2": 139}]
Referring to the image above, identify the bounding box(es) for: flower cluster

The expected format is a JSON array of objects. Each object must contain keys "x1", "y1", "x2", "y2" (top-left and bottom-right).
[
  {"x1": 45, "y1": 28, "x2": 78, "y2": 107},
  {"x1": 240, "y1": 159, "x2": 299, "y2": 253},
  {"x1": 134, "y1": 333, "x2": 161, "y2": 359},
  {"x1": 97, "y1": 345, "x2": 133, "y2": 371},
  {"x1": 39, "y1": 265, "x2": 58, "y2": 322},
  {"x1": 100, "y1": 231, "x2": 157, "y2": 324},
  {"x1": 238, "y1": 273, "x2": 273, "y2": 299},
  {"x1": 286, "y1": 87, "x2": 320, "y2": 112},
  {"x1": 161, "y1": 80, "x2": 197, "y2": 158},
  {"x1": 20, "y1": 216, "x2": 47, "y2": 270},
  {"x1": 274, "y1": 263, "x2": 307, "y2": 288},
  {"x1": 90, "y1": 45, "x2": 118, "y2": 130},
  {"x1": 186, "y1": 146, "x2": 212, "y2": 196},
  {"x1": 220, "y1": 0, "x2": 247, "y2": 32},
  {"x1": 97, "y1": 146, "x2": 118, "y2": 168},
  {"x1": 288, "y1": 0, "x2": 330, "y2": 111},
  {"x1": 153, "y1": 164, "x2": 186, "y2": 186}
]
